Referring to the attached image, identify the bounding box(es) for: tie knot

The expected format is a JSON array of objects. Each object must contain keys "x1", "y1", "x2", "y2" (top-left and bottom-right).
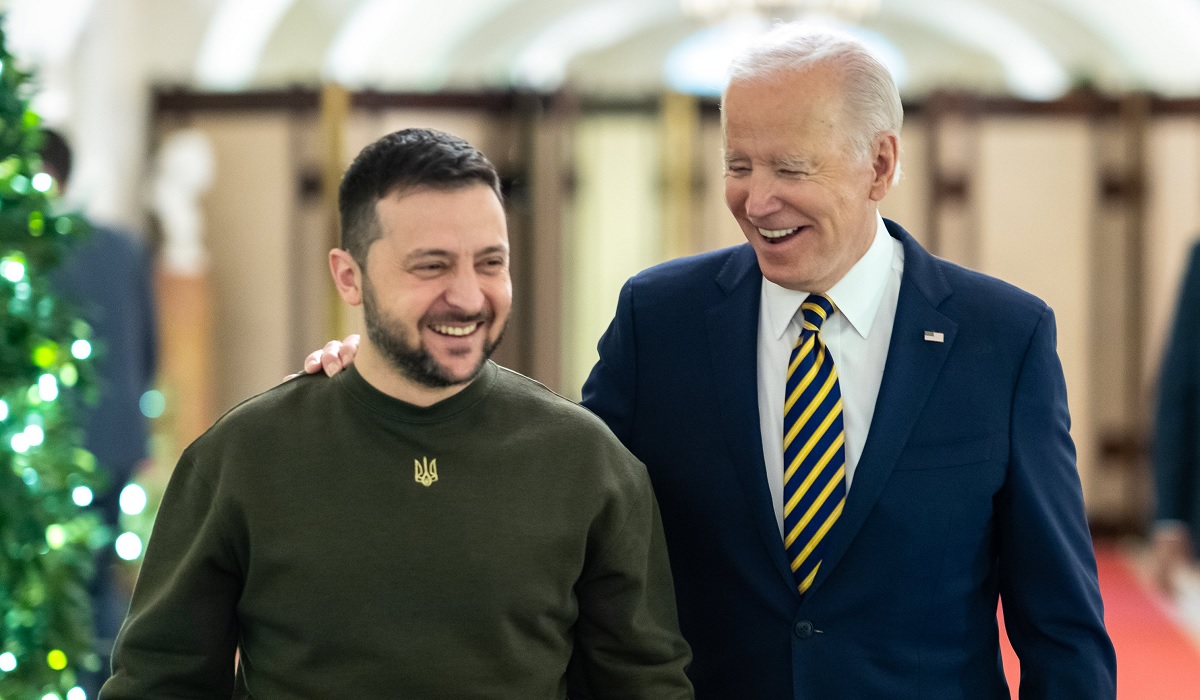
[{"x1": 800, "y1": 294, "x2": 836, "y2": 332}]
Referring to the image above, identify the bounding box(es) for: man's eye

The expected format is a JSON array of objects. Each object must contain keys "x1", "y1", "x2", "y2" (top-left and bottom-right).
[{"x1": 726, "y1": 165, "x2": 750, "y2": 175}]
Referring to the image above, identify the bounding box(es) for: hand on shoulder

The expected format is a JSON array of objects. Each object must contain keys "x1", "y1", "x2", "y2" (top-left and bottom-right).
[
  {"x1": 1150, "y1": 524, "x2": 1194, "y2": 598},
  {"x1": 284, "y1": 334, "x2": 360, "y2": 381}
]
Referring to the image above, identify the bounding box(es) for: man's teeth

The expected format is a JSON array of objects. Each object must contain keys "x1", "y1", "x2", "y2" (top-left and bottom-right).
[
  {"x1": 432, "y1": 323, "x2": 479, "y2": 337},
  {"x1": 758, "y1": 227, "x2": 797, "y2": 239}
]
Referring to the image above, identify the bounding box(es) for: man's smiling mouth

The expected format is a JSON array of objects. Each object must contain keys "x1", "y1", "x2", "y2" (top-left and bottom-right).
[
  {"x1": 758, "y1": 226, "x2": 806, "y2": 240},
  {"x1": 431, "y1": 323, "x2": 479, "y2": 337}
]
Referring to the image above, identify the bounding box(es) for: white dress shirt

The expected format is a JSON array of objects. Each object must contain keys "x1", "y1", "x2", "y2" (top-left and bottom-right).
[{"x1": 756, "y1": 214, "x2": 905, "y2": 536}]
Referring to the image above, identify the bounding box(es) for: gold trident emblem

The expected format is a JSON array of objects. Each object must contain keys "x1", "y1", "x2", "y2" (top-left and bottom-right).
[{"x1": 414, "y1": 457, "x2": 438, "y2": 487}]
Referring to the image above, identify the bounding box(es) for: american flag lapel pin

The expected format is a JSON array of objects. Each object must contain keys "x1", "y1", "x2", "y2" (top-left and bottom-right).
[{"x1": 923, "y1": 330, "x2": 945, "y2": 343}]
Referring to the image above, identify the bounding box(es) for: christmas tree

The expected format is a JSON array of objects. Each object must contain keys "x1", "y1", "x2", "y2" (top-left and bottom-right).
[{"x1": 0, "y1": 16, "x2": 102, "y2": 700}]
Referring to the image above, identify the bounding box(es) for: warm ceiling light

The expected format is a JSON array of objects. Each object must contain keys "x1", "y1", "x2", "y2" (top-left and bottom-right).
[{"x1": 681, "y1": 0, "x2": 881, "y2": 21}]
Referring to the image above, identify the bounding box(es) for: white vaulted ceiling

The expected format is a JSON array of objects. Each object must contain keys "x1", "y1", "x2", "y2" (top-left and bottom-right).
[{"x1": 7, "y1": 0, "x2": 1200, "y2": 99}]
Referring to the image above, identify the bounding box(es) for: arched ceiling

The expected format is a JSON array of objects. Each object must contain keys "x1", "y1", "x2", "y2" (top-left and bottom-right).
[{"x1": 8, "y1": 0, "x2": 1200, "y2": 100}]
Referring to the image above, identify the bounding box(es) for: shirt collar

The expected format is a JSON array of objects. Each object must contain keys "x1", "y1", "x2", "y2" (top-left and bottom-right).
[{"x1": 763, "y1": 213, "x2": 893, "y2": 340}]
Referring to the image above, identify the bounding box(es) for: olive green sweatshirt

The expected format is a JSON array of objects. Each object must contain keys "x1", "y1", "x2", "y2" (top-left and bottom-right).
[{"x1": 101, "y1": 362, "x2": 692, "y2": 699}]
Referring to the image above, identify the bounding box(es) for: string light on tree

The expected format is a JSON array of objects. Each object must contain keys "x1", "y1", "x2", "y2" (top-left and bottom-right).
[
  {"x1": 32, "y1": 171, "x2": 51, "y2": 192},
  {"x1": 70, "y1": 338, "x2": 91, "y2": 359},
  {"x1": 114, "y1": 532, "x2": 143, "y2": 562},
  {"x1": 71, "y1": 485, "x2": 93, "y2": 507},
  {"x1": 119, "y1": 483, "x2": 147, "y2": 515},
  {"x1": 39, "y1": 372, "x2": 59, "y2": 401},
  {"x1": 1, "y1": 256, "x2": 26, "y2": 281}
]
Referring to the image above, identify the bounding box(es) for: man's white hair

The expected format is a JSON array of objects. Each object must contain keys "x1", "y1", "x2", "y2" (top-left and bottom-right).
[{"x1": 723, "y1": 23, "x2": 903, "y2": 174}]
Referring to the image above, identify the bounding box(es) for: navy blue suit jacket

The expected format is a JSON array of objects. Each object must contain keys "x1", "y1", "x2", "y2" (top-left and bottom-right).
[
  {"x1": 1154, "y1": 240, "x2": 1200, "y2": 553},
  {"x1": 581, "y1": 220, "x2": 1115, "y2": 699}
]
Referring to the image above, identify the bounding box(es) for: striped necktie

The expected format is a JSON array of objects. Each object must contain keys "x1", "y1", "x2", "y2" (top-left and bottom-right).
[{"x1": 783, "y1": 294, "x2": 847, "y2": 594}]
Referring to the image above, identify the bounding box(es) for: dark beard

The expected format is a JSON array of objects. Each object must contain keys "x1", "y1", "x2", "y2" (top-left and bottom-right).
[{"x1": 361, "y1": 275, "x2": 504, "y2": 389}]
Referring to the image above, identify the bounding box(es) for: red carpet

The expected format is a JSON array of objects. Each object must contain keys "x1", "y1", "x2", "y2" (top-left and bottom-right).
[{"x1": 1000, "y1": 545, "x2": 1200, "y2": 698}]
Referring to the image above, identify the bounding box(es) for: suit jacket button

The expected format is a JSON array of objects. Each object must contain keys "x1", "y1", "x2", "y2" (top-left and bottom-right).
[{"x1": 794, "y1": 620, "x2": 814, "y2": 639}]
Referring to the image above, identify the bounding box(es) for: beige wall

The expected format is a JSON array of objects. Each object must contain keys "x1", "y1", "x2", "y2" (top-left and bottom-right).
[
  {"x1": 565, "y1": 114, "x2": 664, "y2": 398},
  {"x1": 975, "y1": 119, "x2": 1097, "y2": 494},
  {"x1": 194, "y1": 114, "x2": 296, "y2": 415}
]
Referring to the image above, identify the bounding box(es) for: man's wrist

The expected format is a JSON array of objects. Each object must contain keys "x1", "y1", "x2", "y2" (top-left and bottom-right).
[{"x1": 1153, "y1": 521, "x2": 1189, "y2": 537}]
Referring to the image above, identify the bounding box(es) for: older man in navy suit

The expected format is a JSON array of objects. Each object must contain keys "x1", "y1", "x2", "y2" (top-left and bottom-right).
[
  {"x1": 307, "y1": 24, "x2": 1115, "y2": 699},
  {"x1": 578, "y1": 25, "x2": 1114, "y2": 698}
]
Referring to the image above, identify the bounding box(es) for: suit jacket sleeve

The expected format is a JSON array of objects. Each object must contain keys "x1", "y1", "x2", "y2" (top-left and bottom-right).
[
  {"x1": 581, "y1": 278, "x2": 638, "y2": 445},
  {"x1": 995, "y1": 307, "x2": 1117, "y2": 698},
  {"x1": 1154, "y1": 241, "x2": 1200, "y2": 527}
]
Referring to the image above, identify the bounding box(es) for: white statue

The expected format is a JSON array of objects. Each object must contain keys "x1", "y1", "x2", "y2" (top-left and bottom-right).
[{"x1": 151, "y1": 129, "x2": 215, "y2": 276}]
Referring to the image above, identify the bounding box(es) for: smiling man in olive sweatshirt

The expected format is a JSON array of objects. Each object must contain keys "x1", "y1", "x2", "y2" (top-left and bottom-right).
[{"x1": 100, "y1": 128, "x2": 692, "y2": 699}]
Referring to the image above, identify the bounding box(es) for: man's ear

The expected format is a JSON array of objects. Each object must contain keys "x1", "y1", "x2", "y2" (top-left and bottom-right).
[
  {"x1": 868, "y1": 131, "x2": 900, "y2": 202},
  {"x1": 329, "y1": 248, "x2": 364, "y2": 307}
]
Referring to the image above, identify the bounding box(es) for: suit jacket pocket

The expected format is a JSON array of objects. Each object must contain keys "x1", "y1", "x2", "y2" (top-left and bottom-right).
[{"x1": 893, "y1": 435, "x2": 993, "y2": 471}]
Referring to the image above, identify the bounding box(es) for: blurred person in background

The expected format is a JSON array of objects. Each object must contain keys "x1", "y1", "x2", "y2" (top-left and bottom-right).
[
  {"x1": 1152, "y1": 239, "x2": 1200, "y2": 596},
  {"x1": 41, "y1": 128, "x2": 159, "y2": 695}
]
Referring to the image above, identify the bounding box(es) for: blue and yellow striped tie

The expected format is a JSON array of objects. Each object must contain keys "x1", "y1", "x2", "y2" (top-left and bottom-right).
[{"x1": 783, "y1": 294, "x2": 847, "y2": 594}]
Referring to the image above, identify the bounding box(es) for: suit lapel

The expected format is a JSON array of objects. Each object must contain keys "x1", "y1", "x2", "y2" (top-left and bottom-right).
[
  {"x1": 805, "y1": 221, "x2": 957, "y2": 598},
  {"x1": 705, "y1": 246, "x2": 797, "y2": 589}
]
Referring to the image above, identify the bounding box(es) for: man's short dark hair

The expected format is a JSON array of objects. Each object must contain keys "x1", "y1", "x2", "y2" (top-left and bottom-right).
[
  {"x1": 40, "y1": 129, "x2": 73, "y2": 185},
  {"x1": 338, "y1": 128, "x2": 502, "y2": 265}
]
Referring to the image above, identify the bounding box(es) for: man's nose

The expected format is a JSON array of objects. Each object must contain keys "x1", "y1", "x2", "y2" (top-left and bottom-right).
[
  {"x1": 443, "y1": 268, "x2": 486, "y2": 312},
  {"x1": 743, "y1": 173, "x2": 783, "y2": 219}
]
